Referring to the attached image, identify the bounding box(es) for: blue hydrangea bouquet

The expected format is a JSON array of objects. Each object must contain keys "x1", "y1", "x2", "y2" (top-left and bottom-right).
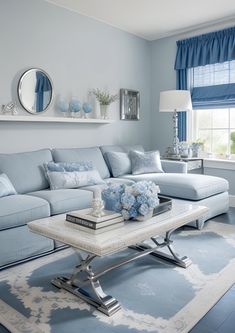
[{"x1": 102, "y1": 181, "x2": 160, "y2": 221}]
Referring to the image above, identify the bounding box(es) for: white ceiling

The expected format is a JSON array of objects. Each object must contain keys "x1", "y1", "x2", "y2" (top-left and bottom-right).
[{"x1": 46, "y1": 0, "x2": 235, "y2": 40}]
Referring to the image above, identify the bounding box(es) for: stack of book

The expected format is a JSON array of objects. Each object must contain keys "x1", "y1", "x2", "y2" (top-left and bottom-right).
[{"x1": 65, "y1": 208, "x2": 124, "y2": 234}]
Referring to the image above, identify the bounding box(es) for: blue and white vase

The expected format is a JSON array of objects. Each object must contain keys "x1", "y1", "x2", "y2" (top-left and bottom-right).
[
  {"x1": 82, "y1": 102, "x2": 92, "y2": 118},
  {"x1": 69, "y1": 98, "x2": 81, "y2": 118}
]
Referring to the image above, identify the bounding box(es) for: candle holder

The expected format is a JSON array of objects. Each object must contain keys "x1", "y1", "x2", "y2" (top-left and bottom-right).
[
  {"x1": 91, "y1": 198, "x2": 105, "y2": 217},
  {"x1": 91, "y1": 189, "x2": 105, "y2": 217}
]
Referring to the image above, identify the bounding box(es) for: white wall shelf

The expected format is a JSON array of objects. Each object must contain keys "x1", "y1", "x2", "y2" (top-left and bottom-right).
[{"x1": 0, "y1": 115, "x2": 113, "y2": 124}]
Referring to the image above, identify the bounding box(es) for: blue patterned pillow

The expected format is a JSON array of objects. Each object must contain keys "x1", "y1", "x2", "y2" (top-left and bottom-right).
[
  {"x1": 44, "y1": 161, "x2": 93, "y2": 172},
  {"x1": 0, "y1": 173, "x2": 17, "y2": 198},
  {"x1": 130, "y1": 150, "x2": 164, "y2": 175}
]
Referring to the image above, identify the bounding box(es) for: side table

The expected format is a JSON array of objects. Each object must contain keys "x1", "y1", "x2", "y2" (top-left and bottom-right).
[{"x1": 162, "y1": 157, "x2": 203, "y2": 174}]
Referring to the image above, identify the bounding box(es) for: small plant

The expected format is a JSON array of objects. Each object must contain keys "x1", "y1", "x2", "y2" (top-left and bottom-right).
[
  {"x1": 91, "y1": 89, "x2": 118, "y2": 105},
  {"x1": 191, "y1": 138, "x2": 204, "y2": 146},
  {"x1": 231, "y1": 131, "x2": 235, "y2": 154}
]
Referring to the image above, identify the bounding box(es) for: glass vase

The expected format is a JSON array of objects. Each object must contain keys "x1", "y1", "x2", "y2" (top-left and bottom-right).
[{"x1": 100, "y1": 105, "x2": 109, "y2": 119}]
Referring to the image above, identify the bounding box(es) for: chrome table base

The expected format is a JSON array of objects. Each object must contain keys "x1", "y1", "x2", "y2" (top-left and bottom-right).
[
  {"x1": 52, "y1": 276, "x2": 121, "y2": 316},
  {"x1": 130, "y1": 229, "x2": 192, "y2": 268},
  {"x1": 52, "y1": 229, "x2": 192, "y2": 316}
]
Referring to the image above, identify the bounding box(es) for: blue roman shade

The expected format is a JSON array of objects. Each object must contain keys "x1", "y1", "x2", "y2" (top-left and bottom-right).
[{"x1": 192, "y1": 83, "x2": 235, "y2": 109}]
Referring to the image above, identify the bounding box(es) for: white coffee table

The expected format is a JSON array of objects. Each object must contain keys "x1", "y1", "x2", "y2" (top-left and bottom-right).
[{"x1": 28, "y1": 202, "x2": 208, "y2": 316}]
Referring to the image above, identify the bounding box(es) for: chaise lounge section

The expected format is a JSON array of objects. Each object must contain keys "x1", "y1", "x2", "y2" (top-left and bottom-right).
[
  {"x1": 100, "y1": 145, "x2": 229, "y2": 229},
  {"x1": 0, "y1": 145, "x2": 229, "y2": 269}
]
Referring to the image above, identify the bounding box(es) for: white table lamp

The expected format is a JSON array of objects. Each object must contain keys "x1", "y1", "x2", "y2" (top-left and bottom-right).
[{"x1": 159, "y1": 90, "x2": 192, "y2": 157}]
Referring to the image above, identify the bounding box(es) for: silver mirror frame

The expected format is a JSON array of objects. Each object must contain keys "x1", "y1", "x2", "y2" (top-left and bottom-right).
[
  {"x1": 120, "y1": 88, "x2": 140, "y2": 120},
  {"x1": 18, "y1": 68, "x2": 53, "y2": 114}
]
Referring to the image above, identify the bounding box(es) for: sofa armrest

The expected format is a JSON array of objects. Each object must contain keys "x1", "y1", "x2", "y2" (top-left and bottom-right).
[{"x1": 161, "y1": 160, "x2": 187, "y2": 173}]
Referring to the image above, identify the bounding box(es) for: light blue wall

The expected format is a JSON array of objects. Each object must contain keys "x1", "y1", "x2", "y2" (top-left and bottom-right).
[
  {"x1": 0, "y1": 0, "x2": 151, "y2": 153},
  {"x1": 150, "y1": 36, "x2": 177, "y2": 154}
]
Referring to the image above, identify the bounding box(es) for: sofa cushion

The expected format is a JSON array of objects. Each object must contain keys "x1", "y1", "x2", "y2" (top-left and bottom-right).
[
  {"x1": 100, "y1": 145, "x2": 144, "y2": 176},
  {"x1": 0, "y1": 149, "x2": 52, "y2": 193},
  {"x1": 0, "y1": 195, "x2": 50, "y2": 231},
  {"x1": 120, "y1": 173, "x2": 229, "y2": 201},
  {"x1": 28, "y1": 189, "x2": 93, "y2": 215},
  {"x1": 52, "y1": 147, "x2": 110, "y2": 179}
]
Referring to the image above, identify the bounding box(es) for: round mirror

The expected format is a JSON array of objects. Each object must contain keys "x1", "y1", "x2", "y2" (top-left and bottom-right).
[{"x1": 18, "y1": 68, "x2": 53, "y2": 114}]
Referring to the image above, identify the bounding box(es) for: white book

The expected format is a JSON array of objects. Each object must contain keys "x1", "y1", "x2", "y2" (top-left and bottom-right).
[
  {"x1": 65, "y1": 220, "x2": 124, "y2": 234},
  {"x1": 66, "y1": 215, "x2": 124, "y2": 229},
  {"x1": 68, "y1": 208, "x2": 122, "y2": 223}
]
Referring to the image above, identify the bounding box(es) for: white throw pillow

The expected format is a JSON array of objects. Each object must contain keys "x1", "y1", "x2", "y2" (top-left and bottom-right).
[{"x1": 46, "y1": 170, "x2": 105, "y2": 190}]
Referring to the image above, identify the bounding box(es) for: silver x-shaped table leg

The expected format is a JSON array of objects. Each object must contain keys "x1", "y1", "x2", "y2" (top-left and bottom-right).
[
  {"x1": 131, "y1": 229, "x2": 192, "y2": 268},
  {"x1": 52, "y1": 228, "x2": 191, "y2": 316},
  {"x1": 52, "y1": 253, "x2": 121, "y2": 316}
]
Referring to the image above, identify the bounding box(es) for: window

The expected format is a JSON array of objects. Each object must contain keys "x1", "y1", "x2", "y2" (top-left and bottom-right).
[
  {"x1": 192, "y1": 61, "x2": 235, "y2": 87},
  {"x1": 190, "y1": 61, "x2": 235, "y2": 158}
]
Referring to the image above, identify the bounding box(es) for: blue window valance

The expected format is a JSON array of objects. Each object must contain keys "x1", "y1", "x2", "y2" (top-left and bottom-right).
[
  {"x1": 192, "y1": 83, "x2": 235, "y2": 109},
  {"x1": 175, "y1": 27, "x2": 235, "y2": 70}
]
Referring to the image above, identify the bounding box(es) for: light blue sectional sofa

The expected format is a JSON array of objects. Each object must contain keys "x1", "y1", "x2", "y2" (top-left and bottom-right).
[{"x1": 0, "y1": 145, "x2": 229, "y2": 269}]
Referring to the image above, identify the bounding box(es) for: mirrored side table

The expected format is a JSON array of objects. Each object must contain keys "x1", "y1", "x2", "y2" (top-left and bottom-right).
[{"x1": 162, "y1": 157, "x2": 203, "y2": 174}]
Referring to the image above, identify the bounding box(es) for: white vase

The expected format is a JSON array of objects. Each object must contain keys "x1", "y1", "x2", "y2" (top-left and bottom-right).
[{"x1": 100, "y1": 105, "x2": 109, "y2": 119}]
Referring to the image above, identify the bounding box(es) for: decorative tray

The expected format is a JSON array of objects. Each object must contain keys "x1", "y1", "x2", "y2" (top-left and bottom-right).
[{"x1": 153, "y1": 195, "x2": 172, "y2": 217}]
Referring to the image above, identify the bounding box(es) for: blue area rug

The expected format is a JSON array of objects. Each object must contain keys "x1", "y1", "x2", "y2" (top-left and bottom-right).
[{"x1": 1, "y1": 221, "x2": 235, "y2": 333}]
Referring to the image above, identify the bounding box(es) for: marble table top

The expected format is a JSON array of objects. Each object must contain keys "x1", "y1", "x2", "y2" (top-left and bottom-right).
[{"x1": 28, "y1": 202, "x2": 208, "y2": 257}]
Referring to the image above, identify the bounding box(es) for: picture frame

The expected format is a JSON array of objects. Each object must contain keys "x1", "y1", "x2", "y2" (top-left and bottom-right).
[{"x1": 120, "y1": 89, "x2": 140, "y2": 120}]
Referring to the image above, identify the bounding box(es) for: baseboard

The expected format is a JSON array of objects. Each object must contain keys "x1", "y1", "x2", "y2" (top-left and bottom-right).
[{"x1": 229, "y1": 195, "x2": 235, "y2": 207}]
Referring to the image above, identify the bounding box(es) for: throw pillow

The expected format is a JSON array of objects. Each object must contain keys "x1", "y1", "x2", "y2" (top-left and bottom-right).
[
  {"x1": 46, "y1": 169, "x2": 105, "y2": 190},
  {"x1": 0, "y1": 173, "x2": 17, "y2": 198},
  {"x1": 130, "y1": 150, "x2": 164, "y2": 175},
  {"x1": 44, "y1": 161, "x2": 93, "y2": 172},
  {"x1": 105, "y1": 152, "x2": 131, "y2": 177}
]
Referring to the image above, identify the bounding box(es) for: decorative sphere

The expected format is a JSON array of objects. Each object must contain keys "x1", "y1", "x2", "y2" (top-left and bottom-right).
[
  {"x1": 69, "y1": 98, "x2": 81, "y2": 113},
  {"x1": 82, "y1": 102, "x2": 92, "y2": 114},
  {"x1": 57, "y1": 99, "x2": 69, "y2": 113}
]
